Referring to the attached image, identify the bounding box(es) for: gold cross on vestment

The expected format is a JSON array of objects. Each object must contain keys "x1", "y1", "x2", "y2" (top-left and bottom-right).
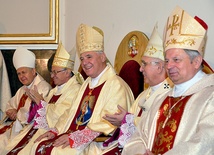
[{"x1": 167, "y1": 14, "x2": 180, "y2": 36}]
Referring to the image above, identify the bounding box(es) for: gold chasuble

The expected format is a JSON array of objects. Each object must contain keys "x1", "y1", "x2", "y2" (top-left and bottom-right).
[
  {"x1": 0, "y1": 93, "x2": 28, "y2": 134},
  {"x1": 7, "y1": 95, "x2": 61, "y2": 155},
  {"x1": 35, "y1": 83, "x2": 105, "y2": 155},
  {"x1": 152, "y1": 95, "x2": 192, "y2": 154}
]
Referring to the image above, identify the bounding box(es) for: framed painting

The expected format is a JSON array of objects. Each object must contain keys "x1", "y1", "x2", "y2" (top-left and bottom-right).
[{"x1": 0, "y1": 0, "x2": 59, "y2": 44}]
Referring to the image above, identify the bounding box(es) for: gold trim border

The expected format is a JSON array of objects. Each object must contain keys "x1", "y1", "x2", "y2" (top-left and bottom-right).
[{"x1": 0, "y1": 0, "x2": 59, "y2": 44}]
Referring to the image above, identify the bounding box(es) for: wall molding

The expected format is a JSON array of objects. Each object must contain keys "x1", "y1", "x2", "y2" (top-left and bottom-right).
[{"x1": 0, "y1": 0, "x2": 59, "y2": 46}]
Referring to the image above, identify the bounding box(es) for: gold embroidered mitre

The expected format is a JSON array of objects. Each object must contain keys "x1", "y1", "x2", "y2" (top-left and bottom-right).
[
  {"x1": 52, "y1": 42, "x2": 75, "y2": 69},
  {"x1": 76, "y1": 23, "x2": 104, "y2": 56},
  {"x1": 163, "y1": 6, "x2": 207, "y2": 56},
  {"x1": 144, "y1": 23, "x2": 164, "y2": 61}
]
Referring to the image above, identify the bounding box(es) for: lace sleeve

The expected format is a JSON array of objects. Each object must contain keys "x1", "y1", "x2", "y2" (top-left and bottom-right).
[
  {"x1": 68, "y1": 127, "x2": 100, "y2": 151},
  {"x1": 33, "y1": 100, "x2": 49, "y2": 130},
  {"x1": 118, "y1": 113, "x2": 136, "y2": 148}
]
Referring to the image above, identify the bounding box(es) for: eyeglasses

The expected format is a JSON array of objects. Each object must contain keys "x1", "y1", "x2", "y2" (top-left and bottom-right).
[
  {"x1": 141, "y1": 61, "x2": 159, "y2": 67},
  {"x1": 50, "y1": 69, "x2": 66, "y2": 75}
]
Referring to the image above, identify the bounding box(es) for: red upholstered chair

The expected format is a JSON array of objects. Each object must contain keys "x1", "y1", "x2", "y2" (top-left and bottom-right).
[
  {"x1": 202, "y1": 60, "x2": 214, "y2": 74},
  {"x1": 114, "y1": 31, "x2": 149, "y2": 99},
  {"x1": 78, "y1": 66, "x2": 88, "y2": 80},
  {"x1": 94, "y1": 31, "x2": 149, "y2": 142},
  {"x1": 119, "y1": 60, "x2": 144, "y2": 99}
]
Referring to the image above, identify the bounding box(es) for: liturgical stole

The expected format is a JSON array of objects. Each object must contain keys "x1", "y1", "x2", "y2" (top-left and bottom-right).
[
  {"x1": 7, "y1": 95, "x2": 61, "y2": 155},
  {"x1": 0, "y1": 93, "x2": 28, "y2": 134},
  {"x1": 152, "y1": 95, "x2": 192, "y2": 154},
  {"x1": 35, "y1": 83, "x2": 105, "y2": 155}
]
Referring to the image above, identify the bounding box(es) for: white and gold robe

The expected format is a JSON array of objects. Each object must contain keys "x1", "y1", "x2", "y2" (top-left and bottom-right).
[
  {"x1": 29, "y1": 63, "x2": 134, "y2": 155},
  {"x1": 101, "y1": 78, "x2": 173, "y2": 154},
  {"x1": 122, "y1": 73, "x2": 214, "y2": 155},
  {"x1": 0, "y1": 73, "x2": 51, "y2": 154},
  {"x1": 2, "y1": 75, "x2": 82, "y2": 155}
]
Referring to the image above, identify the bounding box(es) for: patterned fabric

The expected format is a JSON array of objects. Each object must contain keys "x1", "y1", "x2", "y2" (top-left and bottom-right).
[
  {"x1": 35, "y1": 83, "x2": 105, "y2": 155},
  {"x1": 36, "y1": 134, "x2": 62, "y2": 155},
  {"x1": 4, "y1": 75, "x2": 81, "y2": 155},
  {"x1": 28, "y1": 64, "x2": 133, "y2": 155},
  {"x1": 152, "y1": 95, "x2": 192, "y2": 154},
  {"x1": 117, "y1": 93, "x2": 145, "y2": 148},
  {"x1": 6, "y1": 94, "x2": 62, "y2": 155},
  {"x1": 68, "y1": 127, "x2": 100, "y2": 150},
  {"x1": 33, "y1": 95, "x2": 61, "y2": 130},
  {"x1": 0, "y1": 74, "x2": 52, "y2": 155},
  {"x1": 67, "y1": 83, "x2": 104, "y2": 132},
  {"x1": 33, "y1": 101, "x2": 49, "y2": 130},
  {"x1": 7, "y1": 128, "x2": 38, "y2": 155},
  {"x1": 118, "y1": 113, "x2": 136, "y2": 148},
  {"x1": 122, "y1": 74, "x2": 214, "y2": 155}
]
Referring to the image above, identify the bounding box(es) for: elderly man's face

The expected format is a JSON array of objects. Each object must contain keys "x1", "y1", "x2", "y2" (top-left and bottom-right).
[
  {"x1": 140, "y1": 56, "x2": 161, "y2": 86},
  {"x1": 50, "y1": 66, "x2": 69, "y2": 86},
  {"x1": 165, "y1": 48, "x2": 201, "y2": 84},
  {"x1": 80, "y1": 51, "x2": 106, "y2": 78},
  {"x1": 16, "y1": 67, "x2": 36, "y2": 86}
]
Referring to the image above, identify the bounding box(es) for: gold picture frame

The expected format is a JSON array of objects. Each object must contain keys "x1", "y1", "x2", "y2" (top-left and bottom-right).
[{"x1": 0, "y1": 0, "x2": 59, "y2": 44}]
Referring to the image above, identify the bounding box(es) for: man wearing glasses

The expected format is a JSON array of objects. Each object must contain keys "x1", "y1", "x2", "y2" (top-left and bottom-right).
[
  {"x1": 1, "y1": 43, "x2": 83, "y2": 154},
  {"x1": 102, "y1": 24, "x2": 173, "y2": 155},
  {"x1": 0, "y1": 46, "x2": 52, "y2": 153},
  {"x1": 27, "y1": 23, "x2": 134, "y2": 155},
  {"x1": 122, "y1": 6, "x2": 214, "y2": 155}
]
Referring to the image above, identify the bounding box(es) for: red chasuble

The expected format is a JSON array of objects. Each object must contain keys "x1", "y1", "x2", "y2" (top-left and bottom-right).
[
  {"x1": 7, "y1": 95, "x2": 61, "y2": 155},
  {"x1": 35, "y1": 83, "x2": 105, "y2": 155},
  {"x1": 0, "y1": 93, "x2": 28, "y2": 134},
  {"x1": 151, "y1": 95, "x2": 192, "y2": 154}
]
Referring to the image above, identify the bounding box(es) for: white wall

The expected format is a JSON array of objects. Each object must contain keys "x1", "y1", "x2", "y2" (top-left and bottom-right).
[
  {"x1": 60, "y1": 0, "x2": 214, "y2": 70},
  {"x1": 0, "y1": 0, "x2": 213, "y2": 70}
]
